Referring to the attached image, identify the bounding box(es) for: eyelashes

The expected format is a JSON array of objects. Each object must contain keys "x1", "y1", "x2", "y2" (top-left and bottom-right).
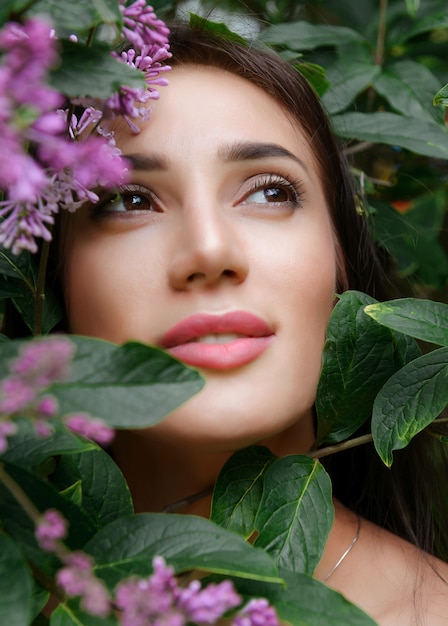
[{"x1": 93, "y1": 172, "x2": 305, "y2": 217}]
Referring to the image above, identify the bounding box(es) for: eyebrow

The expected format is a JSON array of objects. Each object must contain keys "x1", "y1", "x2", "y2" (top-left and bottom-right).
[
  {"x1": 218, "y1": 141, "x2": 308, "y2": 172},
  {"x1": 124, "y1": 141, "x2": 308, "y2": 172}
]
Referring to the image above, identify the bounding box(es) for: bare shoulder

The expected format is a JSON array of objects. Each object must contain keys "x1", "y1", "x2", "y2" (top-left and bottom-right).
[{"x1": 326, "y1": 514, "x2": 448, "y2": 625}]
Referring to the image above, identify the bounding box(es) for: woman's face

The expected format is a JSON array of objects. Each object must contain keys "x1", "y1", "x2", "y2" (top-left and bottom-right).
[{"x1": 66, "y1": 66, "x2": 337, "y2": 451}]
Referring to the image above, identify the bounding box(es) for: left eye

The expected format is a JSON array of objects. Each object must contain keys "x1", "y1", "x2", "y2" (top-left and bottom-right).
[
  {"x1": 242, "y1": 175, "x2": 303, "y2": 207},
  {"x1": 245, "y1": 186, "x2": 292, "y2": 203}
]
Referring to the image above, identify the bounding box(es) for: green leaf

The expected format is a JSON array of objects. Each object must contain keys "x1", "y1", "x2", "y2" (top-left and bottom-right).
[
  {"x1": 372, "y1": 347, "x2": 448, "y2": 466},
  {"x1": 434, "y1": 83, "x2": 448, "y2": 108},
  {"x1": 48, "y1": 336, "x2": 204, "y2": 428},
  {"x1": 254, "y1": 456, "x2": 333, "y2": 575},
  {"x1": 234, "y1": 569, "x2": 378, "y2": 626},
  {"x1": 260, "y1": 21, "x2": 366, "y2": 51},
  {"x1": 0, "y1": 535, "x2": 33, "y2": 626},
  {"x1": 322, "y1": 58, "x2": 381, "y2": 114},
  {"x1": 28, "y1": 0, "x2": 122, "y2": 37},
  {"x1": 49, "y1": 41, "x2": 145, "y2": 98},
  {"x1": 332, "y1": 112, "x2": 448, "y2": 159},
  {"x1": 364, "y1": 298, "x2": 448, "y2": 346},
  {"x1": 392, "y1": 11, "x2": 448, "y2": 44},
  {"x1": 316, "y1": 291, "x2": 414, "y2": 444},
  {"x1": 188, "y1": 14, "x2": 247, "y2": 44},
  {"x1": 52, "y1": 448, "x2": 133, "y2": 529},
  {"x1": 59, "y1": 480, "x2": 83, "y2": 508},
  {"x1": 295, "y1": 62, "x2": 330, "y2": 98},
  {"x1": 85, "y1": 513, "x2": 282, "y2": 589},
  {"x1": 211, "y1": 446, "x2": 276, "y2": 538},
  {"x1": 373, "y1": 60, "x2": 443, "y2": 123}
]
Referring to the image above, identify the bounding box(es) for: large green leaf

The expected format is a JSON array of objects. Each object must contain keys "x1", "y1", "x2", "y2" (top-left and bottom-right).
[
  {"x1": 0, "y1": 535, "x2": 33, "y2": 626},
  {"x1": 52, "y1": 448, "x2": 133, "y2": 530},
  {"x1": 322, "y1": 58, "x2": 380, "y2": 114},
  {"x1": 372, "y1": 347, "x2": 448, "y2": 466},
  {"x1": 233, "y1": 569, "x2": 378, "y2": 626},
  {"x1": 316, "y1": 291, "x2": 420, "y2": 444},
  {"x1": 53, "y1": 337, "x2": 204, "y2": 427},
  {"x1": 85, "y1": 513, "x2": 282, "y2": 589},
  {"x1": 373, "y1": 60, "x2": 443, "y2": 123},
  {"x1": 260, "y1": 21, "x2": 366, "y2": 51},
  {"x1": 49, "y1": 41, "x2": 145, "y2": 98},
  {"x1": 254, "y1": 456, "x2": 333, "y2": 576},
  {"x1": 365, "y1": 298, "x2": 448, "y2": 347},
  {"x1": 332, "y1": 112, "x2": 448, "y2": 159},
  {"x1": 211, "y1": 446, "x2": 276, "y2": 538},
  {"x1": 390, "y1": 10, "x2": 448, "y2": 44}
]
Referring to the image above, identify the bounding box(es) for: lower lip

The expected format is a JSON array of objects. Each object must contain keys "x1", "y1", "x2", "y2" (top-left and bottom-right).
[{"x1": 167, "y1": 336, "x2": 274, "y2": 370}]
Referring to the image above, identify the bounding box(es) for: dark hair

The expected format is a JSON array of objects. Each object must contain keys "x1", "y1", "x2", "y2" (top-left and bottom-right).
[{"x1": 166, "y1": 22, "x2": 448, "y2": 561}]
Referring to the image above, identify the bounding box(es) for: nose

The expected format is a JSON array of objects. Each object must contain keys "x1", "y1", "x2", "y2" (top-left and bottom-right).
[{"x1": 168, "y1": 203, "x2": 249, "y2": 290}]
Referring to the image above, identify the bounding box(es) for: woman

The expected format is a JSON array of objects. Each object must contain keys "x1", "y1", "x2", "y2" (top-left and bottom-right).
[{"x1": 58, "y1": 24, "x2": 448, "y2": 625}]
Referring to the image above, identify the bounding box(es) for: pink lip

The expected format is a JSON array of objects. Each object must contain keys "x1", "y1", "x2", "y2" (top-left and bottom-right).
[{"x1": 158, "y1": 311, "x2": 275, "y2": 370}]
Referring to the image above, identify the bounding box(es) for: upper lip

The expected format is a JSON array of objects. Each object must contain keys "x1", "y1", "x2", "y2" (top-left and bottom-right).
[{"x1": 158, "y1": 311, "x2": 274, "y2": 348}]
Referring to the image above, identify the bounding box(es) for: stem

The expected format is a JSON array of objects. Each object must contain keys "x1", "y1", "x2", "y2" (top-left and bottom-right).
[
  {"x1": 309, "y1": 434, "x2": 374, "y2": 459},
  {"x1": 33, "y1": 233, "x2": 52, "y2": 336},
  {"x1": 375, "y1": 0, "x2": 388, "y2": 66},
  {"x1": 0, "y1": 462, "x2": 41, "y2": 525}
]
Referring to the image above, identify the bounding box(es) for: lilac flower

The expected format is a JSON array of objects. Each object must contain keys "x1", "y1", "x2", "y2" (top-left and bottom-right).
[
  {"x1": 57, "y1": 551, "x2": 110, "y2": 617},
  {"x1": 11, "y1": 337, "x2": 75, "y2": 387},
  {"x1": 232, "y1": 599, "x2": 279, "y2": 626},
  {"x1": 177, "y1": 580, "x2": 241, "y2": 623},
  {"x1": 65, "y1": 414, "x2": 115, "y2": 446},
  {"x1": 105, "y1": 44, "x2": 171, "y2": 132},
  {"x1": 35, "y1": 509, "x2": 68, "y2": 551},
  {"x1": 0, "y1": 420, "x2": 17, "y2": 453},
  {"x1": 119, "y1": 0, "x2": 170, "y2": 50},
  {"x1": 116, "y1": 557, "x2": 243, "y2": 626}
]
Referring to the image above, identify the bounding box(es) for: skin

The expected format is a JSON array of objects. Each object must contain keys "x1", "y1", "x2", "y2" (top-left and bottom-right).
[{"x1": 64, "y1": 66, "x2": 448, "y2": 625}]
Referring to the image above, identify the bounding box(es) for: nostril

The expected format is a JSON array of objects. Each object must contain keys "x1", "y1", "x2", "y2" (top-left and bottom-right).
[{"x1": 187, "y1": 272, "x2": 206, "y2": 283}]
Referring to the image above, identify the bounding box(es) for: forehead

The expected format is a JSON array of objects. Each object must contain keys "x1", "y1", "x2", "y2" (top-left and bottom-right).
[{"x1": 114, "y1": 65, "x2": 319, "y2": 172}]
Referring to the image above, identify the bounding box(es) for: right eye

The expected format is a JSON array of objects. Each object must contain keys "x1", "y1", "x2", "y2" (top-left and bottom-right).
[{"x1": 98, "y1": 184, "x2": 159, "y2": 213}]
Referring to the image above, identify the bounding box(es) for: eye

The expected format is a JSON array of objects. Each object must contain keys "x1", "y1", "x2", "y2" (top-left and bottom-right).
[
  {"x1": 97, "y1": 184, "x2": 159, "y2": 213},
  {"x1": 242, "y1": 174, "x2": 304, "y2": 208}
]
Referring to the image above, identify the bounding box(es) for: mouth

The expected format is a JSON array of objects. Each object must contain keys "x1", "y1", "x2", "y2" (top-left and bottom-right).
[{"x1": 158, "y1": 312, "x2": 275, "y2": 370}]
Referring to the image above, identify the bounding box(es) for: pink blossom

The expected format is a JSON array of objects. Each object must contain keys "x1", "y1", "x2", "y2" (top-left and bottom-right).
[
  {"x1": 57, "y1": 551, "x2": 110, "y2": 617},
  {"x1": 35, "y1": 509, "x2": 68, "y2": 551},
  {"x1": 232, "y1": 599, "x2": 279, "y2": 626},
  {"x1": 0, "y1": 377, "x2": 35, "y2": 414},
  {"x1": 11, "y1": 337, "x2": 74, "y2": 387},
  {"x1": 65, "y1": 414, "x2": 115, "y2": 446}
]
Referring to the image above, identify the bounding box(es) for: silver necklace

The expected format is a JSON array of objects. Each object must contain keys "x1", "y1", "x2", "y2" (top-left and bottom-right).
[{"x1": 323, "y1": 515, "x2": 361, "y2": 582}]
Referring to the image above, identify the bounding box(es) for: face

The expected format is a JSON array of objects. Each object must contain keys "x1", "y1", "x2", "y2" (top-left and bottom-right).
[{"x1": 65, "y1": 66, "x2": 337, "y2": 452}]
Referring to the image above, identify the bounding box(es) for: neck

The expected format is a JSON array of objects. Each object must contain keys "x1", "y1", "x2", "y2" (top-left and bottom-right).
[{"x1": 111, "y1": 416, "x2": 315, "y2": 516}]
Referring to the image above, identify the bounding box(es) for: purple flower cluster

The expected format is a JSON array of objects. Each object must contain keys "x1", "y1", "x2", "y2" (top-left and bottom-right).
[
  {"x1": 115, "y1": 556, "x2": 279, "y2": 626},
  {"x1": 35, "y1": 508, "x2": 68, "y2": 551},
  {"x1": 57, "y1": 551, "x2": 110, "y2": 617},
  {"x1": 0, "y1": 1, "x2": 171, "y2": 255},
  {"x1": 0, "y1": 336, "x2": 114, "y2": 450},
  {"x1": 0, "y1": 337, "x2": 75, "y2": 443},
  {"x1": 65, "y1": 413, "x2": 114, "y2": 447}
]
